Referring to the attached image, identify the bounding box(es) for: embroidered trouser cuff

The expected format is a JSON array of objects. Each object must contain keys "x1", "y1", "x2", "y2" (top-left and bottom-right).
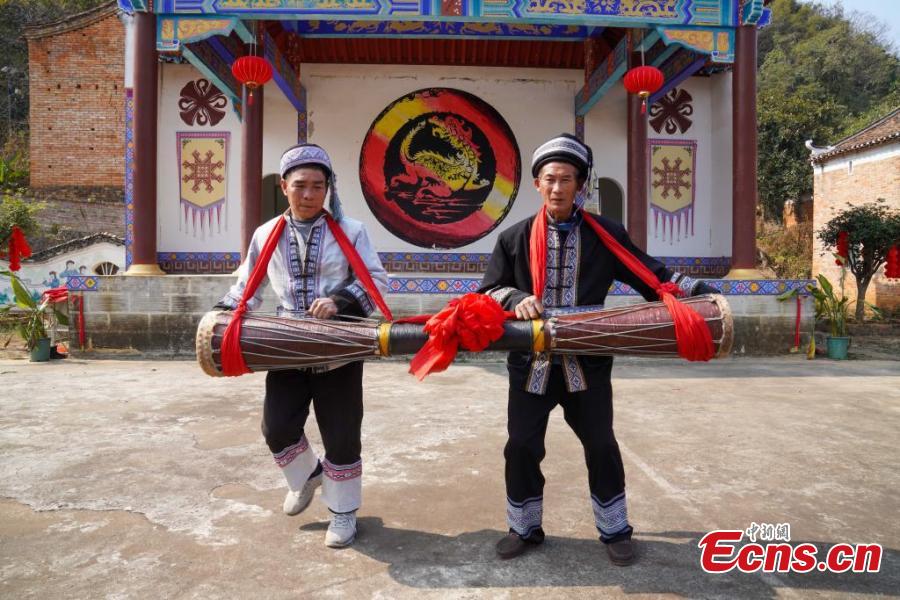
[
  {"x1": 322, "y1": 458, "x2": 362, "y2": 513},
  {"x1": 506, "y1": 495, "x2": 543, "y2": 538},
  {"x1": 275, "y1": 435, "x2": 318, "y2": 491},
  {"x1": 592, "y1": 491, "x2": 633, "y2": 543}
]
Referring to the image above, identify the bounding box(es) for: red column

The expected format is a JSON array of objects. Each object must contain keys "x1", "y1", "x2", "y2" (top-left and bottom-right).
[
  {"x1": 125, "y1": 11, "x2": 164, "y2": 275},
  {"x1": 626, "y1": 50, "x2": 648, "y2": 251},
  {"x1": 729, "y1": 25, "x2": 762, "y2": 277},
  {"x1": 241, "y1": 85, "x2": 264, "y2": 259}
]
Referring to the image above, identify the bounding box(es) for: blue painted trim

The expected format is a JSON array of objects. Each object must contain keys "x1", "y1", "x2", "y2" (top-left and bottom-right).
[
  {"x1": 146, "y1": 0, "x2": 733, "y2": 31},
  {"x1": 124, "y1": 89, "x2": 134, "y2": 271},
  {"x1": 657, "y1": 25, "x2": 734, "y2": 62},
  {"x1": 649, "y1": 35, "x2": 679, "y2": 67},
  {"x1": 281, "y1": 20, "x2": 590, "y2": 39},
  {"x1": 636, "y1": 29, "x2": 659, "y2": 52},
  {"x1": 741, "y1": 0, "x2": 765, "y2": 25},
  {"x1": 575, "y1": 35, "x2": 628, "y2": 117},
  {"x1": 231, "y1": 19, "x2": 252, "y2": 43},
  {"x1": 383, "y1": 277, "x2": 818, "y2": 296},
  {"x1": 649, "y1": 55, "x2": 706, "y2": 104},
  {"x1": 157, "y1": 16, "x2": 240, "y2": 51},
  {"x1": 181, "y1": 44, "x2": 241, "y2": 107},
  {"x1": 65, "y1": 276, "x2": 102, "y2": 292},
  {"x1": 263, "y1": 31, "x2": 305, "y2": 113}
]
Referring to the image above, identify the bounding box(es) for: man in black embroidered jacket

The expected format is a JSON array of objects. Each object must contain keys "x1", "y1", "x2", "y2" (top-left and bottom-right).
[{"x1": 479, "y1": 133, "x2": 717, "y2": 565}]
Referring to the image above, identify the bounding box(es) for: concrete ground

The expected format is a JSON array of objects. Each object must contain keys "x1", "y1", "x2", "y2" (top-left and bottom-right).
[{"x1": 0, "y1": 356, "x2": 898, "y2": 599}]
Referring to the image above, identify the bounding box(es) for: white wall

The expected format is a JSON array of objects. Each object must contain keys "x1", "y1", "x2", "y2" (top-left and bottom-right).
[
  {"x1": 585, "y1": 72, "x2": 733, "y2": 258},
  {"x1": 1, "y1": 243, "x2": 125, "y2": 303},
  {"x1": 709, "y1": 71, "x2": 733, "y2": 257},
  {"x1": 638, "y1": 74, "x2": 731, "y2": 257},
  {"x1": 585, "y1": 84, "x2": 629, "y2": 222},
  {"x1": 262, "y1": 82, "x2": 298, "y2": 182},
  {"x1": 304, "y1": 63, "x2": 581, "y2": 253},
  {"x1": 154, "y1": 62, "x2": 734, "y2": 259},
  {"x1": 157, "y1": 63, "x2": 245, "y2": 253}
]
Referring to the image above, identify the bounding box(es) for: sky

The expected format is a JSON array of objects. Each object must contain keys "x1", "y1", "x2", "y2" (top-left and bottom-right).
[{"x1": 802, "y1": 0, "x2": 900, "y2": 52}]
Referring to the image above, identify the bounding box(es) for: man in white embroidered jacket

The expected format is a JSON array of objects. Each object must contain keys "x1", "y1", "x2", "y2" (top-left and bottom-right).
[{"x1": 216, "y1": 143, "x2": 388, "y2": 548}]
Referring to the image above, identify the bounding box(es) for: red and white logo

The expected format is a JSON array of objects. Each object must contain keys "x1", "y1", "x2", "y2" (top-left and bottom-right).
[{"x1": 699, "y1": 523, "x2": 882, "y2": 574}]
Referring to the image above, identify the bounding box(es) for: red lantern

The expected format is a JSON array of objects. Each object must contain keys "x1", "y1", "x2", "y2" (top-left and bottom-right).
[
  {"x1": 231, "y1": 55, "x2": 273, "y2": 105},
  {"x1": 623, "y1": 65, "x2": 664, "y2": 114},
  {"x1": 885, "y1": 244, "x2": 900, "y2": 279}
]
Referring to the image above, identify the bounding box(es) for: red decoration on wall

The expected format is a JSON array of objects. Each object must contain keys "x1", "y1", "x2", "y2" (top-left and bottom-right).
[
  {"x1": 835, "y1": 230, "x2": 849, "y2": 266},
  {"x1": 649, "y1": 87, "x2": 693, "y2": 134},
  {"x1": 178, "y1": 79, "x2": 227, "y2": 126},
  {"x1": 623, "y1": 65, "x2": 664, "y2": 114},
  {"x1": 885, "y1": 244, "x2": 900, "y2": 279},
  {"x1": 231, "y1": 56, "x2": 273, "y2": 105},
  {"x1": 5, "y1": 226, "x2": 32, "y2": 272}
]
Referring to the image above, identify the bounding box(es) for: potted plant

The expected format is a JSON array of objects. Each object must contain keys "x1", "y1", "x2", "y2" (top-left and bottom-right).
[
  {"x1": 1, "y1": 269, "x2": 67, "y2": 362},
  {"x1": 808, "y1": 273, "x2": 851, "y2": 359}
]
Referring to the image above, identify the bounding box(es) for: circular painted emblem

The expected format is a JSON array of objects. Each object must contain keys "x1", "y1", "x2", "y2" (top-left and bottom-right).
[{"x1": 360, "y1": 88, "x2": 520, "y2": 248}]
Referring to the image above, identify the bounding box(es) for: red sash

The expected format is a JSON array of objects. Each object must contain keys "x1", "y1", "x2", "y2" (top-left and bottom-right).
[
  {"x1": 220, "y1": 213, "x2": 393, "y2": 376},
  {"x1": 529, "y1": 209, "x2": 714, "y2": 361}
]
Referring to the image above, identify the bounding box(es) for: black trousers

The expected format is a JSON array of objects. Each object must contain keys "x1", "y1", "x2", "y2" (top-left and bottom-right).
[
  {"x1": 262, "y1": 361, "x2": 363, "y2": 466},
  {"x1": 505, "y1": 362, "x2": 632, "y2": 542}
]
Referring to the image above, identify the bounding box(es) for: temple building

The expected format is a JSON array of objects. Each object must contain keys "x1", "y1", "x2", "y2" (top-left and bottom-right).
[{"x1": 21, "y1": 0, "x2": 814, "y2": 353}]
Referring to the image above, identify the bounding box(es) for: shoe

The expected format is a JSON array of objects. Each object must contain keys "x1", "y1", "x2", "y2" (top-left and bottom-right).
[
  {"x1": 325, "y1": 510, "x2": 357, "y2": 548},
  {"x1": 606, "y1": 538, "x2": 635, "y2": 566},
  {"x1": 283, "y1": 464, "x2": 323, "y2": 516},
  {"x1": 496, "y1": 529, "x2": 544, "y2": 559}
]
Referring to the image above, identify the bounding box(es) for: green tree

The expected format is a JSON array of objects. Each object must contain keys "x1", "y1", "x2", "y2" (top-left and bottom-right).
[
  {"x1": 757, "y1": 0, "x2": 900, "y2": 220},
  {"x1": 817, "y1": 201, "x2": 900, "y2": 321},
  {"x1": 0, "y1": 189, "x2": 43, "y2": 244}
]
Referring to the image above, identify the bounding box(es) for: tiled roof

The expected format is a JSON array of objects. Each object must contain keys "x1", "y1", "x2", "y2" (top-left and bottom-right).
[
  {"x1": 26, "y1": 232, "x2": 124, "y2": 262},
  {"x1": 811, "y1": 108, "x2": 900, "y2": 164},
  {"x1": 23, "y1": 1, "x2": 118, "y2": 40}
]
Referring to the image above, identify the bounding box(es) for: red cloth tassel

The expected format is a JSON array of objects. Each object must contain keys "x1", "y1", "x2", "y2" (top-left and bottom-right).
[
  {"x1": 408, "y1": 293, "x2": 507, "y2": 380},
  {"x1": 41, "y1": 286, "x2": 68, "y2": 304},
  {"x1": 8, "y1": 225, "x2": 32, "y2": 272},
  {"x1": 529, "y1": 210, "x2": 714, "y2": 362},
  {"x1": 582, "y1": 213, "x2": 713, "y2": 361},
  {"x1": 324, "y1": 214, "x2": 393, "y2": 321},
  {"x1": 77, "y1": 294, "x2": 86, "y2": 350},
  {"x1": 529, "y1": 208, "x2": 548, "y2": 298},
  {"x1": 220, "y1": 217, "x2": 287, "y2": 376},
  {"x1": 220, "y1": 213, "x2": 393, "y2": 377}
]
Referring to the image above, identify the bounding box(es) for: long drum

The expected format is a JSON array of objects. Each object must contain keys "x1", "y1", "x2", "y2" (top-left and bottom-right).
[{"x1": 196, "y1": 294, "x2": 733, "y2": 377}]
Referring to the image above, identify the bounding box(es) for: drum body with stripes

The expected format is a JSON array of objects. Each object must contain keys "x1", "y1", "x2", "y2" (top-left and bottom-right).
[
  {"x1": 195, "y1": 294, "x2": 732, "y2": 376},
  {"x1": 196, "y1": 312, "x2": 381, "y2": 377},
  {"x1": 547, "y1": 294, "x2": 732, "y2": 358}
]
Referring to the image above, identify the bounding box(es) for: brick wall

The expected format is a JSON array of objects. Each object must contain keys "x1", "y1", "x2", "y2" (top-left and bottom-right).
[
  {"x1": 27, "y1": 7, "x2": 125, "y2": 188},
  {"x1": 812, "y1": 148, "x2": 900, "y2": 313},
  {"x1": 783, "y1": 197, "x2": 813, "y2": 228}
]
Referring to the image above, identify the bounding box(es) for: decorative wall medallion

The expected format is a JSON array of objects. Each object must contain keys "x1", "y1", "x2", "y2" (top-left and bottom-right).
[
  {"x1": 649, "y1": 139, "x2": 696, "y2": 242},
  {"x1": 359, "y1": 88, "x2": 520, "y2": 248},
  {"x1": 178, "y1": 78, "x2": 227, "y2": 126},
  {"x1": 177, "y1": 132, "x2": 230, "y2": 236},
  {"x1": 649, "y1": 87, "x2": 693, "y2": 135}
]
